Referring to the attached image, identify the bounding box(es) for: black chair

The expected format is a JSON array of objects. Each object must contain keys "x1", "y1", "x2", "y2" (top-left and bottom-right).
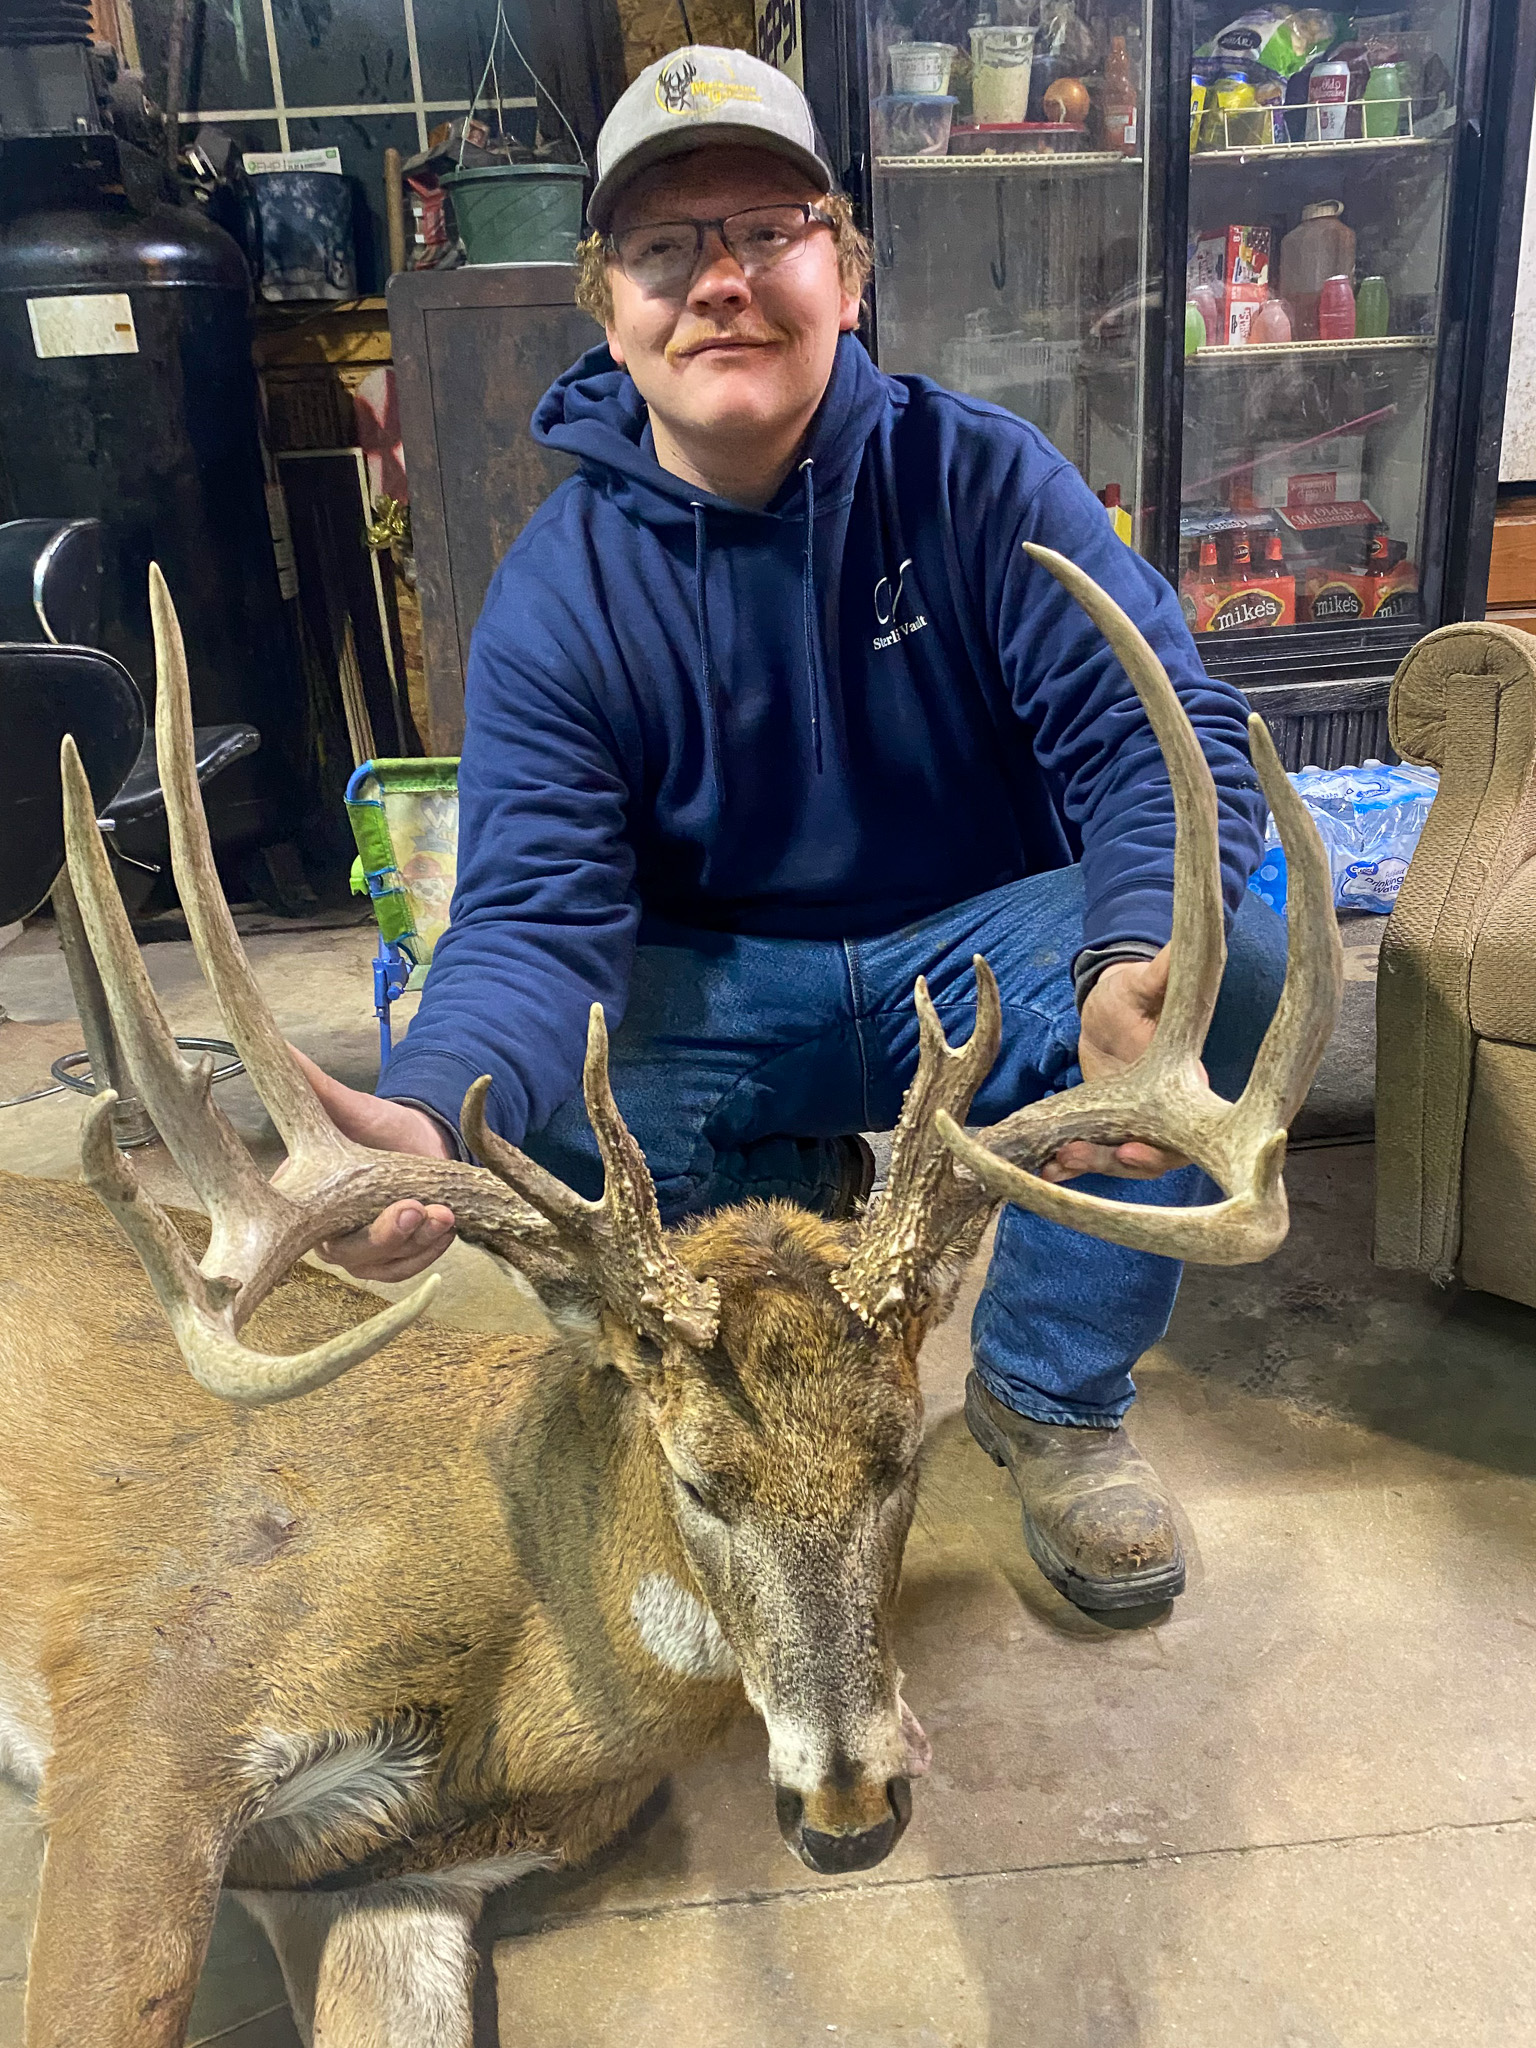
[
  {"x1": 0, "y1": 517, "x2": 103, "y2": 646},
  {"x1": 0, "y1": 517, "x2": 262, "y2": 874},
  {"x1": 1, "y1": 526, "x2": 259, "y2": 1143}
]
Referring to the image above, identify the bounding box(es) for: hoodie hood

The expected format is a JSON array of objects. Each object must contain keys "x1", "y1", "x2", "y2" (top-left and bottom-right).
[{"x1": 531, "y1": 330, "x2": 892, "y2": 527}]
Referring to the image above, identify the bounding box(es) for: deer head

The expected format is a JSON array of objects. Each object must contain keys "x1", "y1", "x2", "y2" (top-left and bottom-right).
[{"x1": 58, "y1": 556, "x2": 1339, "y2": 1877}]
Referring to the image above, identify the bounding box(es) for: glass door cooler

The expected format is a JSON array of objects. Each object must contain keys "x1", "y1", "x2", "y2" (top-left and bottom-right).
[{"x1": 802, "y1": 0, "x2": 1536, "y2": 763}]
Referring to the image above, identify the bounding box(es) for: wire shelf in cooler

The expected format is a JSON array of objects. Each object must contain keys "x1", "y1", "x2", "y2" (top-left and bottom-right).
[
  {"x1": 875, "y1": 152, "x2": 1141, "y2": 174},
  {"x1": 1189, "y1": 131, "x2": 1452, "y2": 169},
  {"x1": 1186, "y1": 335, "x2": 1437, "y2": 366}
]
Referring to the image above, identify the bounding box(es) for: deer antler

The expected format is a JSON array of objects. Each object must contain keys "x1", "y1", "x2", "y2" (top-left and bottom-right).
[
  {"x1": 935, "y1": 545, "x2": 1341, "y2": 1265},
  {"x1": 835, "y1": 961, "x2": 1001, "y2": 1327},
  {"x1": 462, "y1": 1011, "x2": 719, "y2": 1349},
  {"x1": 61, "y1": 566, "x2": 715, "y2": 1403},
  {"x1": 837, "y1": 544, "x2": 1341, "y2": 1320}
]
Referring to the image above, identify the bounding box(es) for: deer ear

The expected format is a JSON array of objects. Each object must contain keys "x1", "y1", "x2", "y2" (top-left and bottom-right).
[{"x1": 600, "y1": 1316, "x2": 667, "y2": 1391}]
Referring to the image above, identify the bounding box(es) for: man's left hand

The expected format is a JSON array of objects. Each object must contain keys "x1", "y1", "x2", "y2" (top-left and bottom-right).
[{"x1": 1042, "y1": 945, "x2": 1195, "y2": 1184}]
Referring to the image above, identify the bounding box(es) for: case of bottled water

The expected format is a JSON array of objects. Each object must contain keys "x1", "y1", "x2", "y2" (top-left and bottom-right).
[{"x1": 1247, "y1": 760, "x2": 1440, "y2": 916}]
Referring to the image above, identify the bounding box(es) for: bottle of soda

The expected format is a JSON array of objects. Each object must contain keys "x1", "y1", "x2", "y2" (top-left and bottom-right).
[
  {"x1": 1103, "y1": 35, "x2": 1140, "y2": 154},
  {"x1": 1232, "y1": 532, "x2": 1256, "y2": 582}
]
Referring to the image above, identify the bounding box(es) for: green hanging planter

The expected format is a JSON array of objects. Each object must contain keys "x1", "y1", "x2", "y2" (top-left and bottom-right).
[{"x1": 440, "y1": 163, "x2": 586, "y2": 265}]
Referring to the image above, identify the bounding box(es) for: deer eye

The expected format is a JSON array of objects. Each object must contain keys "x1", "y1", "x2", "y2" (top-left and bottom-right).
[{"x1": 675, "y1": 1473, "x2": 722, "y2": 1519}]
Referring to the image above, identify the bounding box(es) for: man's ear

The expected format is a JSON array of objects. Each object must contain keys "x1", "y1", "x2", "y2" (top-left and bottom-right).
[
  {"x1": 606, "y1": 325, "x2": 628, "y2": 367},
  {"x1": 838, "y1": 290, "x2": 862, "y2": 335}
]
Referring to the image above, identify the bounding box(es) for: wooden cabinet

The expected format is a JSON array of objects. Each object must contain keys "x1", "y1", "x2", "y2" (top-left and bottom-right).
[
  {"x1": 387, "y1": 264, "x2": 599, "y2": 752},
  {"x1": 1488, "y1": 493, "x2": 1536, "y2": 637}
]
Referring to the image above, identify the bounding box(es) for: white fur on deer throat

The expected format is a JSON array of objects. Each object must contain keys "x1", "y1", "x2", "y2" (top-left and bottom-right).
[
  {"x1": 240, "y1": 1724, "x2": 436, "y2": 1857},
  {"x1": 630, "y1": 1573, "x2": 738, "y2": 1681},
  {"x1": 0, "y1": 1673, "x2": 51, "y2": 1791}
]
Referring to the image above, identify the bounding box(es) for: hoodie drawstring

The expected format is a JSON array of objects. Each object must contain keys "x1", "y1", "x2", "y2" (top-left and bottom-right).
[
  {"x1": 691, "y1": 500, "x2": 723, "y2": 788},
  {"x1": 799, "y1": 457, "x2": 825, "y2": 774}
]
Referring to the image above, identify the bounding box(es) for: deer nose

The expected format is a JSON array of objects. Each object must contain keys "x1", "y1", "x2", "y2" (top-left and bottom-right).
[{"x1": 776, "y1": 1777, "x2": 911, "y2": 1873}]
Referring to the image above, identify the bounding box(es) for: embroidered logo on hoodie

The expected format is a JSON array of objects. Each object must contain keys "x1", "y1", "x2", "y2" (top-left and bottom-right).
[{"x1": 873, "y1": 556, "x2": 927, "y2": 649}]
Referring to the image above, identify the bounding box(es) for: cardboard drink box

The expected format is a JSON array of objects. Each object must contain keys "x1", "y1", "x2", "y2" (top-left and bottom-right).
[
  {"x1": 1368, "y1": 560, "x2": 1420, "y2": 619},
  {"x1": 1193, "y1": 573, "x2": 1296, "y2": 632},
  {"x1": 1190, "y1": 225, "x2": 1272, "y2": 346},
  {"x1": 1299, "y1": 566, "x2": 1373, "y2": 622}
]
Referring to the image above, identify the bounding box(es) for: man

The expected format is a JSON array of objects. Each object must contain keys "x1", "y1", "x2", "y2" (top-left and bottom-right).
[{"x1": 302, "y1": 46, "x2": 1283, "y2": 1616}]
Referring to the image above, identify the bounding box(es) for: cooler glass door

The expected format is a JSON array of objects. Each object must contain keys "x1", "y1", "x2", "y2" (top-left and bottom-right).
[
  {"x1": 1179, "y1": 0, "x2": 1466, "y2": 651},
  {"x1": 858, "y1": 2, "x2": 1164, "y2": 553}
]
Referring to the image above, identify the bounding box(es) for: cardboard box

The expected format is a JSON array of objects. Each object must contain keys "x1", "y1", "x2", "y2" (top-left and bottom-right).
[
  {"x1": 1369, "y1": 561, "x2": 1420, "y2": 619},
  {"x1": 1190, "y1": 573, "x2": 1296, "y2": 632},
  {"x1": 1300, "y1": 566, "x2": 1373, "y2": 623},
  {"x1": 1192, "y1": 224, "x2": 1271, "y2": 292},
  {"x1": 1191, "y1": 226, "x2": 1272, "y2": 347},
  {"x1": 1253, "y1": 436, "x2": 1365, "y2": 510},
  {"x1": 1278, "y1": 498, "x2": 1380, "y2": 537}
]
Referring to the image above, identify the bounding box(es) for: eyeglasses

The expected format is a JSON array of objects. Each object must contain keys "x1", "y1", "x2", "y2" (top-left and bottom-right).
[{"x1": 607, "y1": 203, "x2": 836, "y2": 298}]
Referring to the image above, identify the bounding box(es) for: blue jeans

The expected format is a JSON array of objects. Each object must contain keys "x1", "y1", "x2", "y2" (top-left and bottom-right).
[{"x1": 524, "y1": 867, "x2": 1287, "y2": 1428}]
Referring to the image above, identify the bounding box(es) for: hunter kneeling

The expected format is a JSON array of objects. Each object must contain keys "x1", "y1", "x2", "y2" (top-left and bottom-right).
[{"x1": 313, "y1": 46, "x2": 1290, "y2": 1616}]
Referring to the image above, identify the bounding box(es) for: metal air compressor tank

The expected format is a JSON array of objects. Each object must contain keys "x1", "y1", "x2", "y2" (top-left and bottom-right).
[{"x1": 0, "y1": 179, "x2": 304, "y2": 855}]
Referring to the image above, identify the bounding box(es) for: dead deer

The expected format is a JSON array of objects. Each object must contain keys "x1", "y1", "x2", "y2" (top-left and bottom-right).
[{"x1": 0, "y1": 551, "x2": 1339, "y2": 2048}]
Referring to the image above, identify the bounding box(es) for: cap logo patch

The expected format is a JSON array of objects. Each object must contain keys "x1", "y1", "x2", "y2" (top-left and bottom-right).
[{"x1": 656, "y1": 56, "x2": 764, "y2": 116}]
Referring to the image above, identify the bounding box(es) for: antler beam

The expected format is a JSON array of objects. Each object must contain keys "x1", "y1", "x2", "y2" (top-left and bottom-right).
[
  {"x1": 61, "y1": 569, "x2": 719, "y2": 1402},
  {"x1": 930, "y1": 545, "x2": 1342, "y2": 1266}
]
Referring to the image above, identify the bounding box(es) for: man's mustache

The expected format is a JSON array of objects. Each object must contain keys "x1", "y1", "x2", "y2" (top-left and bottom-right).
[{"x1": 665, "y1": 323, "x2": 789, "y2": 365}]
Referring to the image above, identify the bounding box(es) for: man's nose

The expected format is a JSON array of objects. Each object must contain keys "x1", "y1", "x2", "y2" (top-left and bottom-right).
[{"x1": 689, "y1": 238, "x2": 751, "y2": 307}]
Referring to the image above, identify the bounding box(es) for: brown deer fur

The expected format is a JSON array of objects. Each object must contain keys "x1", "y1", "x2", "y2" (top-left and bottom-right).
[{"x1": 0, "y1": 1176, "x2": 931, "y2": 2046}]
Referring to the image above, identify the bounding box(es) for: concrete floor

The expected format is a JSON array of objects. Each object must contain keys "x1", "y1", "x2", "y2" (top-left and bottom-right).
[{"x1": 2, "y1": 916, "x2": 1534, "y2": 2046}]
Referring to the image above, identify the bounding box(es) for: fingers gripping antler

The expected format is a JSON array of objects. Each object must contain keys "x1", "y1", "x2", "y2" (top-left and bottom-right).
[
  {"x1": 835, "y1": 960, "x2": 1002, "y2": 1327},
  {"x1": 61, "y1": 569, "x2": 687, "y2": 1403},
  {"x1": 462, "y1": 1007, "x2": 720, "y2": 1349},
  {"x1": 933, "y1": 544, "x2": 1342, "y2": 1266}
]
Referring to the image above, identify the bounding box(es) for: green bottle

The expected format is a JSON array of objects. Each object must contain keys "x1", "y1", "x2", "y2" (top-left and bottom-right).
[
  {"x1": 1185, "y1": 299, "x2": 1206, "y2": 356},
  {"x1": 1356, "y1": 275, "x2": 1390, "y2": 338},
  {"x1": 1362, "y1": 64, "x2": 1406, "y2": 139}
]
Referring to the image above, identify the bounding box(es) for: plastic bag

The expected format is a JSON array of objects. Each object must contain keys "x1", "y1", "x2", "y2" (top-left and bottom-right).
[
  {"x1": 1246, "y1": 759, "x2": 1439, "y2": 916},
  {"x1": 1199, "y1": 6, "x2": 1340, "y2": 79}
]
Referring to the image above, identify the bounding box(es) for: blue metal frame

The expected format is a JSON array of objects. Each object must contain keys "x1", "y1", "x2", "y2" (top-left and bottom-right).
[{"x1": 372, "y1": 933, "x2": 414, "y2": 1069}]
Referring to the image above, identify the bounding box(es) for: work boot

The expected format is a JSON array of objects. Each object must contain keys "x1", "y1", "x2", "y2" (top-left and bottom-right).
[
  {"x1": 824, "y1": 1135, "x2": 878, "y2": 1222},
  {"x1": 964, "y1": 1372, "x2": 1185, "y2": 1613}
]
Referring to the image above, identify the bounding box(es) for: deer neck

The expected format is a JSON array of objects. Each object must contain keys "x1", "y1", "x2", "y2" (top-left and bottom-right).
[{"x1": 483, "y1": 1343, "x2": 741, "y2": 1773}]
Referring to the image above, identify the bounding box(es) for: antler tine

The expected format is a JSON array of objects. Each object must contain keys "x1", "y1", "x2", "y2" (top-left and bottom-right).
[
  {"x1": 1022, "y1": 544, "x2": 1225, "y2": 1073},
  {"x1": 462, "y1": 1008, "x2": 720, "y2": 1349},
  {"x1": 149, "y1": 564, "x2": 348, "y2": 1170},
  {"x1": 62, "y1": 732, "x2": 289, "y2": 1272},
  {"x1": 835, "y1": 958, "x2": 1002, "y2": 1326}
]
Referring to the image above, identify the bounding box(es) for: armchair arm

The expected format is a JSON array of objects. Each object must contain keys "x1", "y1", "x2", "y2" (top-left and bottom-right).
[{"x1": 1375, "y1": 621, "x2": 1536, "y2": 1279}]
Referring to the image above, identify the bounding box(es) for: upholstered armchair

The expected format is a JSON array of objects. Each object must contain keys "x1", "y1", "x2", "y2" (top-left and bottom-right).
[{"x1": 1375, "y1": 620, "x2": 1536, "y2": 1306}]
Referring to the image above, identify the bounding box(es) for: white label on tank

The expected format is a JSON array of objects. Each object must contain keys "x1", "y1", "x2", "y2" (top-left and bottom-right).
[
  {"x1": 27, "y1": 293, "x2": 139, "y2": 359},
  {"x1": 242, "y1": 147, "x2": 342, "y2": 175}
]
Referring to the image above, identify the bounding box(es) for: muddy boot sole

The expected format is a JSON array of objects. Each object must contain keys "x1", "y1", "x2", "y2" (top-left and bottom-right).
[{"x1": 965, "y1": 1378, "x2": 1187, "y2": 1613}]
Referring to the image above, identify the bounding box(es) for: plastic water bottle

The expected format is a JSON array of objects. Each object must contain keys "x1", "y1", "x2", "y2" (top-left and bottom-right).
[{"x1": 1247, "y1": 759, "x2": 1439, "y2": 915}]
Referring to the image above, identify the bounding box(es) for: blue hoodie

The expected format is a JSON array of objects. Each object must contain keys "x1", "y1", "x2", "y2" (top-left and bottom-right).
[{"x1": 378, "y1": 332, "x2": 1265, "y2": 1147}]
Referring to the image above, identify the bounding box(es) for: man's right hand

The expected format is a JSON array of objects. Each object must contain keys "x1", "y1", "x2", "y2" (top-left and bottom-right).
[{"x1": 289, "y1": 1047, "x2": 459, "y2": 1282}]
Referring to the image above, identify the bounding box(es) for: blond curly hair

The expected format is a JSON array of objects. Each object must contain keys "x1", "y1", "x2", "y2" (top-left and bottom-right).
[{"x1": 574, "y1": 189, "x2": 873, "y2": 329}]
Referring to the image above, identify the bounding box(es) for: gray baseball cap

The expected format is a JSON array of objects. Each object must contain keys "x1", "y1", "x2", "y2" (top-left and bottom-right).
[{"x1": 588, "y1": 46, "x2": 833, "y2": 233}]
